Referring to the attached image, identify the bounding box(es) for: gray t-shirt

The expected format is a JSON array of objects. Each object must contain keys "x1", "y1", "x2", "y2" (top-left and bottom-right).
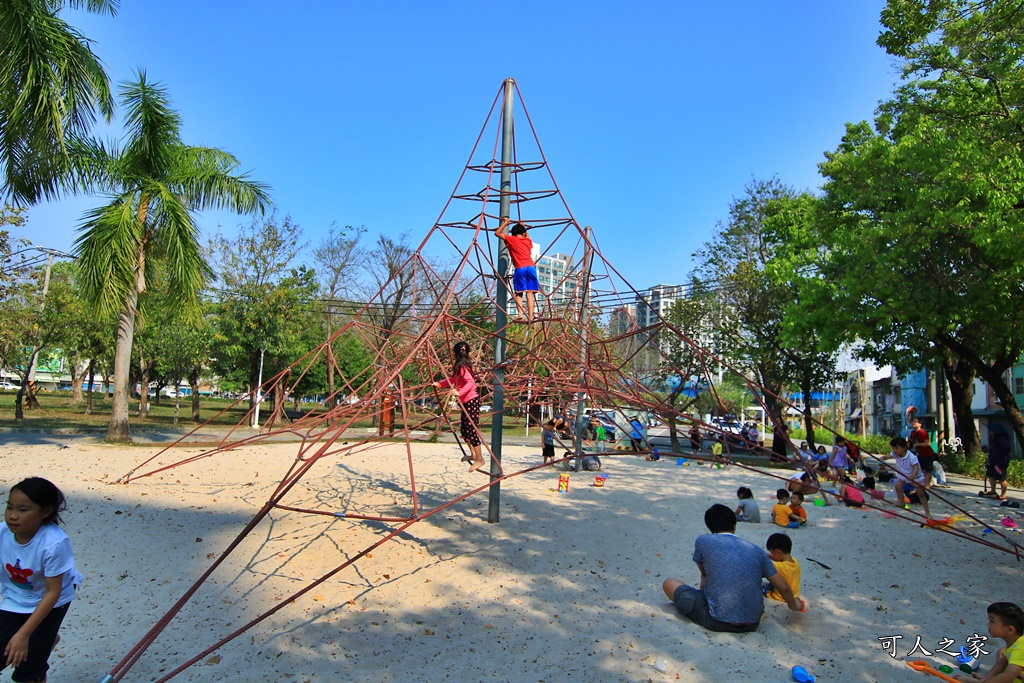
[
  {"x1": 692, "y1": 533, "x2": 776, "y2": 624},
  {"x1": 736, "y1": 499, "x2": 760, "y2": 523}
]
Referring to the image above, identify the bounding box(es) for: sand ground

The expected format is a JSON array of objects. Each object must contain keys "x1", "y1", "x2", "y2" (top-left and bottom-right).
[{"x1": 0, "y1": 435, "x2": 1022, "y2": 682}]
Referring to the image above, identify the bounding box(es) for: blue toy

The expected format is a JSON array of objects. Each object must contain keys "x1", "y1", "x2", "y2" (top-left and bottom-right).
[
  {"x1": 956, "y1": 646, "x2": 980, "y2": 672},
  {"x1": 792, "y1": 665, "x2": 815, "y2": 682}
]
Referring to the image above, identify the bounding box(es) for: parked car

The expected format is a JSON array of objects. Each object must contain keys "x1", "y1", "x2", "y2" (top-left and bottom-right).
[{"x1": 0, "y1": 380, "x2": 21, "y2": 391}]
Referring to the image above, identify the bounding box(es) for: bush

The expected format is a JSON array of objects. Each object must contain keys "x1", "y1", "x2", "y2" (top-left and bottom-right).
[{"x1": 940, "y1": 444, "x2": 985, "y2": 479}]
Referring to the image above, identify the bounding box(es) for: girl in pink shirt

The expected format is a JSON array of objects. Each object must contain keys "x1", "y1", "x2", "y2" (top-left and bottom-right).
[{"x1": 434, "y1": 341, "x2": 485, "y2": 472}]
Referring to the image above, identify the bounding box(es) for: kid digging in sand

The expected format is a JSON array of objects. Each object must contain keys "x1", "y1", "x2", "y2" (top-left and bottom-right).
[
  {"x1": 764, "y1": 533, "x2": 801, "y2": 604},
  {"x1": 962, "y1": 602, "x2": 1024, "y2": 682}
]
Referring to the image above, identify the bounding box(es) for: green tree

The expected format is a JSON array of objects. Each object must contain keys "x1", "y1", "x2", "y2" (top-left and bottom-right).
[
  {"x1": 658, "y1": 290, "x2": 724, "y2": 452},
  {"x1": 312, "y1": 223, "x2": 365, "y2": 407},
  {"x1": 0, "y1": 0, "x2": 116, "y2": 203},
  {"x1": 209, "y1": 212, "x2": 316, "y2": 421},
  {"x1": 809, "y1": 0, "x2": 1024, "y2": 452},
  {"x1": 690, "y1": 179, "x2": 836, "y2": 437},
  {"x1": 74, "y1": 72, "x2": 269, "y2": 442}
]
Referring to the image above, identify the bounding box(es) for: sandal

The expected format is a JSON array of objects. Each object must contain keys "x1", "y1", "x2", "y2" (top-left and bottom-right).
[{"x1": 1001, "y1": 516, "x2": 1018, "y2": 529}]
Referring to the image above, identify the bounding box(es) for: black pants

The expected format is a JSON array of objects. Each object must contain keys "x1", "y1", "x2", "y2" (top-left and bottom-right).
[{"x1": 0, "y1": 602, "x2": 70, "y2": 682}]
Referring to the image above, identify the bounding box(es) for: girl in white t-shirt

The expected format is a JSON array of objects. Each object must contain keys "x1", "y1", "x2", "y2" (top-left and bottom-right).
[
  {"x1": 0, "y1": 477, "x2": 83, "y2": 682},
  {"x1": 880, "y1": 437, "x2": 934, "y2": 521}
]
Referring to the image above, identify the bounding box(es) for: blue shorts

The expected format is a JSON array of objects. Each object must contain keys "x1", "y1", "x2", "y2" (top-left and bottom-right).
[{"x1": 513, "y1": 266, "x2": 539, "y2": 293}]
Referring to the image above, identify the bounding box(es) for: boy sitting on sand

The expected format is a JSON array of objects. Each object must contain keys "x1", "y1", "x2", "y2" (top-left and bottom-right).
[
  {"x1": 789, "y1": 491, "x2": 807, "y2": 525},
  {"x1": 763, "y1": 533, "x2": 801, "y2": 603},
  {"x1": 772, "y1": 489, "x2": 803, "y2": 528},
  {"x1": 963, "y1": 602, "x2": 1024, "y2": 682}
]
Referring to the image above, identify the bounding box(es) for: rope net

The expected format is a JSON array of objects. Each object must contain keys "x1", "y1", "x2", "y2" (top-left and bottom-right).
[{"x1": 102, "y1": 81, "x2": 1020, "y2": 682}]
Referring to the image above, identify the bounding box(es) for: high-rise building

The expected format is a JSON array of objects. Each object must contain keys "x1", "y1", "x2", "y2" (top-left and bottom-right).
[
  {"x1": 510, "y1": 252, "x2": 577, "y2": 318},
  {"x1": 536, "y1": 252, "x2": 574, "y2": 307},
  {"x1": 608, "y1": 304, "x2": 638, "y2": 337},
  {"x1": 635, "y1": 284, "x2": 685, "y2": 328}
]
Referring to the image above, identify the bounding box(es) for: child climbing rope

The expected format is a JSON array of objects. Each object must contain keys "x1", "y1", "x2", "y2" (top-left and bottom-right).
[
  {"x1": 434, "y1": 341, "x2": 486, "y2": 473},
  {"x1": 494, "y1": 217, "x2": 539, "y2": 323}
]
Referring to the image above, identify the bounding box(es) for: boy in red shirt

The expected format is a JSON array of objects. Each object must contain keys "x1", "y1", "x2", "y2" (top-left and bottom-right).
[{"x1": 495, "y1": 217, "x2": 539, "y2": 322}]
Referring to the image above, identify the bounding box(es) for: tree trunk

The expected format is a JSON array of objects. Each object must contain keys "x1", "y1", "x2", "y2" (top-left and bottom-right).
[
  {"x1": 326, "y1": 316, "x2": 336, "y2": 409},
  {"x1": 173, "y1": 379, "x2": 181, "y2": 425},
  {"x1": 137, "y1": 357, "x2": 154, "y2": 417},
  {"x1": 71, "y1": 354, "x2": 84, "y2": 403},
  {"x1": 976, "y1": 363, "x2": 1024, "y2": 453},
  {"x1": 943, "y1": 356, "x2": 980, "y2": 456},
  {"x1": 84, "y1": 361, "x2": 95, "y2": 416},
  {"x1": 105, "y1": 289, "x2": 138, "y2": 443},
  {"x1": 189, "y1": 366, "x2": 201, "y2": 422},
  {"x1": 801, "y1": 372, "x2": 816, "y2": 451}
]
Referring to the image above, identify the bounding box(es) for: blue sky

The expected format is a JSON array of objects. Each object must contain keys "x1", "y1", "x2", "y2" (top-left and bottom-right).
[{"x1": 21, "y1": 0, "x2": 899, "y2": 289}]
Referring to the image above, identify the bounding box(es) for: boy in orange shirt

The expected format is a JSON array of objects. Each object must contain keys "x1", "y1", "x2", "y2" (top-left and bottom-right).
[
  {"x1": 789, "y1": 491, "x2": 807, "y2": 525},
  {"x1": 495, "y1": 217, "x2": 539, "y2": 323}
]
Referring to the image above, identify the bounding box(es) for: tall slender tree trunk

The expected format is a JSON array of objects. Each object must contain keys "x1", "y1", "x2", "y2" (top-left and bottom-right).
[
  {"x1": 943, "y1": 356, "x2": 980, "y2": 455},
  {"x1": 71, "y1": 354, "x2": 84, "y2": 403},
  {"x1": 326, "y1": 312, "x2": 336, "y2": 409},
  {"x1": 800, "y1": 373, "x2": 817, "y2": 451},
  {"x1": 977, "y1": 364, "x2": 1024, "y2": 453},
  {"x1": 189, "y1": 366, "x2": 201, "y2": 422},
  {"x1": 106, "y1": 288, "x2": 139, "y2": 443},
  {"x1": 84, "y1": 361, "x2": 95, "y2": 415},
  {"x1": 137, "y1": 357, "x2": 154, "y2": 417}
]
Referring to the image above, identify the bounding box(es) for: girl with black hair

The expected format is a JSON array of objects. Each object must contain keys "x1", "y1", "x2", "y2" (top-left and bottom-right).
[
  {"x1": 0, "y1": 477, "x2": 83, "y2": 683},
  {"x1": 434, "y1": 342, "x2": 486, "y2": 472}
]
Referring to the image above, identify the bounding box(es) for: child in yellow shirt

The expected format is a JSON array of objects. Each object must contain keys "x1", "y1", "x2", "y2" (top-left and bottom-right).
[
  {"x1": 974, "y1": 602, "x2": 1024, "y2": 682},
  {"x1": 773, "y1": 489, "x2": 802, "y2": 528},
  {"x1": 764, "y1": 533, "x2": 801, "y2": 603}
]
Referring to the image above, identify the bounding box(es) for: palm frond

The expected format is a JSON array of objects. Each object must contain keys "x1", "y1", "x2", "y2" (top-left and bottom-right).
[
  {"x1": 144, "y1": 182, "x2": 211, "y2": 307},
  {"x1": 64, "y1": 132, "x2": 119, "y2": 193},
  {"x1": 66, "y1": 0, "x2": 119, "y2": 16},
  {"x1": 118, "y1": 71, "x2": 181, "y2": 178},
  {"x1": 169, "y1": 145, "x2": 272, "y2": 214},
  {"x1": 0, "y1": 0, "x2": 113, "y2": 202},
  {"x1": 73, "y1": 194, "x2": 145, "y2": 318}
]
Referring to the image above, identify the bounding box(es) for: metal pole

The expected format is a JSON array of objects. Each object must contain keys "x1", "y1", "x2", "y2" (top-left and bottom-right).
[
  {"x1": 251, "y1": 348, "x2": 265, "y2": 429},
  {"x1": 26, "y1": 252, "x2": 55, "y2": 387},
  {"x1": 573, "y1": 227, "x2": 595, "y2": 471},
  {"x1": 488, "y1": 78, "x2": 515, "y2": 524}
]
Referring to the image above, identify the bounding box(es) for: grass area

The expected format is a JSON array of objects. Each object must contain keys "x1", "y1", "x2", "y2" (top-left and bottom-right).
[
  {"x1": 0, "y1": 390, "x2": 541, "y2": 437},
  {"x1": 0, "y1": 391, "x2": 257, "y2": 430}
]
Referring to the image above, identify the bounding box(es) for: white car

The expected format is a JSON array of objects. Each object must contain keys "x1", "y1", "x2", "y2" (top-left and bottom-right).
[{"x1": 0, "y1": 381, "x2": 20, "y2": 391}]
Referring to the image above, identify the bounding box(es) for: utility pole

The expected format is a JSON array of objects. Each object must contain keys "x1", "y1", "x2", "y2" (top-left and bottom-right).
[
  {"x1": 15, "y1": 246, "x2": 72, "y2": 418},
  {"x1": 251, "y1": 348, "x2": 265, "y2": 429}
]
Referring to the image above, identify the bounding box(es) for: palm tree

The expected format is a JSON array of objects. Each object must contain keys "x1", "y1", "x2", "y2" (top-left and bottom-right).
[
  {"x1": 0, "y1": 0, "x2": 117, "y2": 203},
  {"x1": 75, "y1": 71, "x2": 270, "y2": 442}
]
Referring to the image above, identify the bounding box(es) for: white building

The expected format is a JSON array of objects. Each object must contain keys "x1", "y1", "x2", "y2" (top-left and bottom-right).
[
  {"x1": 608, "y1": 304, "x2": 637, "y2": 337},
  {"x1": 635, "y1": 284, "x2": 685, "y2": 329},
  {"x1": 536, "y1": 252, "x2": 575, "y2": 307}
]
